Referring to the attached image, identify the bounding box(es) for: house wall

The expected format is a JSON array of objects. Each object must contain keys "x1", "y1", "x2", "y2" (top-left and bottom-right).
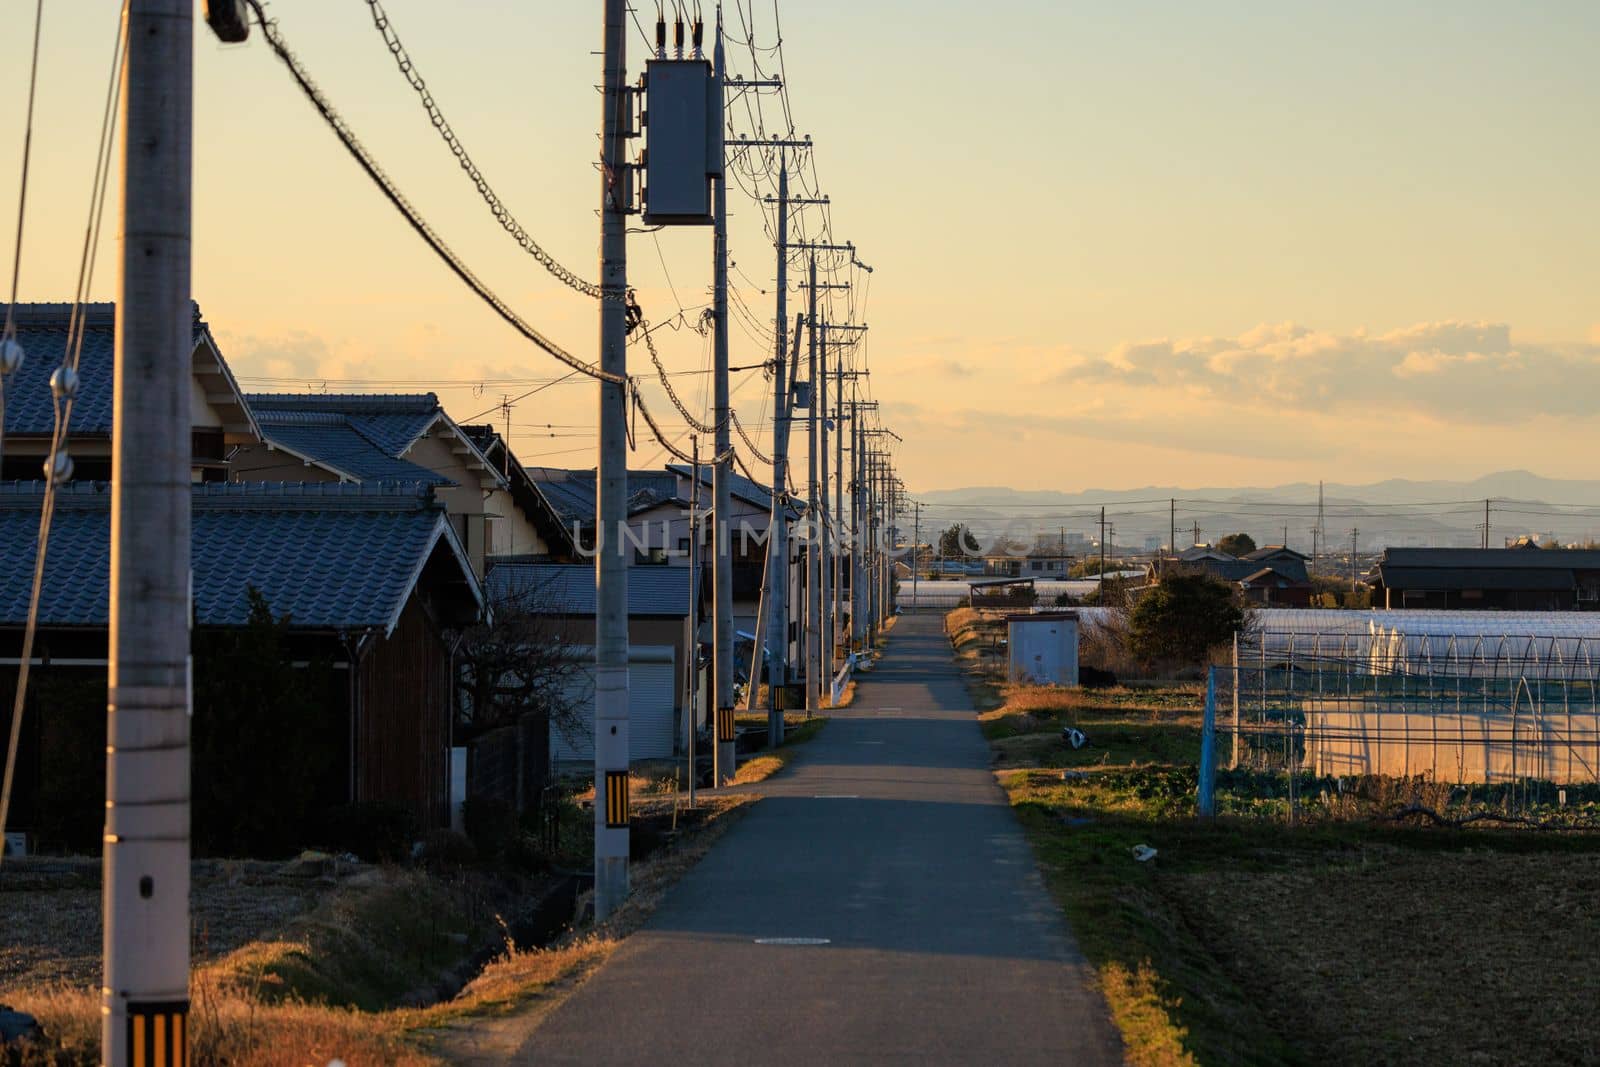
[
  {"x1": 1385, "y1": 587, "x2": 1574, "y2": 612},
  {"x1": 409, "y1": 435, "x2": 498, "y2": 576},
  {"x1": 485, "y1": 487, "x2": 547, "y2": 558},
  {"x1": 357, "y1": 595, "x2": 453, "y2": 828},
  {"x1": 228, "y1": 441, "x2": 343, "y2": 483}
]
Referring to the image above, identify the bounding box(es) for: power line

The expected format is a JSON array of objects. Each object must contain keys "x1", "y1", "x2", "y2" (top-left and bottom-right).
[{"x1": 242, "y1": 0, "x2": 623, "y2": 385}]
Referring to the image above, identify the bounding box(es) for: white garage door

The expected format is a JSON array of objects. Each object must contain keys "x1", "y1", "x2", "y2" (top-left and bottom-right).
[{"x1": 552, "y1": 645, "x2": 678, "y2": 764}]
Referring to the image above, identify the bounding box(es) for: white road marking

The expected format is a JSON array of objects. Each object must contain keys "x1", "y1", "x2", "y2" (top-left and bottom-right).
[{"x1": 754, "y1": 937, "x2": 831, "y2": 946}]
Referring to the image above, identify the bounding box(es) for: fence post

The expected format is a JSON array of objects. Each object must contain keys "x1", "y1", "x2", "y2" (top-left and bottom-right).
[
  {"x1": 1231, "y1": 631, "x2": 1241, "y2": 769},
  {"x1": 1198, "y1": 667, "x2": 1218, "y2": 817}
]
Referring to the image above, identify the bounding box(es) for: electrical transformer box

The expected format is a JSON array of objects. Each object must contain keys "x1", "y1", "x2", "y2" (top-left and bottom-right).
[{"x1": 644, "y1": 59, "x2": 717, "y2": 225}]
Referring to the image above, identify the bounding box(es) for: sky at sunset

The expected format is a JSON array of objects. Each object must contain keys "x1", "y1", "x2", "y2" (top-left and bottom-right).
[{"x1": 2, "y1": 1, "x2": 1597, "y2": 493}]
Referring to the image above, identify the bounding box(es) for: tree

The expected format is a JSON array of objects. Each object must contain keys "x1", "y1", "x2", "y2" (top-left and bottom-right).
[
  {"x1": 454, "y1": 578, "x2": 588, "y2": 813},
  {"x1": 937, "y1": 523, "x2": 980, "y2": 559},
  {"x1": 1069, "y1": 557, "x2": 1116, "y2": 578},
  {"x1": 192, "y1": 588, "x2": 340, "y2": 856},
  {"x1": 1217, "y1": 532, "x2": 1257, "y2": 557},
  {"x1": 1128, "y1": 574, "x2": 1243, "y2": 665}
]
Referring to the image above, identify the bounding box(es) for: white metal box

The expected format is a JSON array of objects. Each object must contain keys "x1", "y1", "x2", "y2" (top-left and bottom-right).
[
  {"x1": 644, "y1": 59, "x2": 717, "y2": 225},
  {"x1": 1007, "y1": 611, "x2": 1080, "y2": 687}
]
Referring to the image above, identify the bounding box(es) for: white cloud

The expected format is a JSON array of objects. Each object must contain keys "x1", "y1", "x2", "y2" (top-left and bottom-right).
[{"x1": 1056, "y1": 320, "x2": 1599, "y2": 420}]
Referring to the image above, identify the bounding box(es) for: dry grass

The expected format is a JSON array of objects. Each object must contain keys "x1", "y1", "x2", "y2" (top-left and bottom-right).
[
  {"x1": 821, "y1": 678, "x2": 856, "y2": 709},
  {"x1": 4, "y1": 796, "x2": 757, "y2": 1066},
  {"x1": 424, "y1": 795, "x2": 754, "y2": 1062},
  {"x1": 1099, "y1": 961, "x2": 1198, "y2": 1067},
  {"x1": 731, "y1": 717, "x2": 827, "y2": 785},
  {"x1": 7, "y1": 982, "x2": 438, "y2": 1067}
]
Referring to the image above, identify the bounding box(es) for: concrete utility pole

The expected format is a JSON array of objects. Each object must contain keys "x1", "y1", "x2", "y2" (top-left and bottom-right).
[
  {"x1": 711, "y1": 14, "x2": 736, "y2": 785},
  {"x1": 817, "y1": 316, "x2": 831, "y2": 682},
  {"x1": 804, "y1": 254, "x2": 821, "y2": 710},
  {"x1": 104, "y1": 2, "x2": 194, "y2": 1061},
  {"x1": 1350, "y1": 527, "x2": 1360, "y2": 593},
  {"x1": 593, "y1": 0, "x2": 631, "y2": 920},
  {"x1": 763, "y1": 154, "x2": 790, "y2": 745},
  {"x1": 912, "y1": 501, "x2": 921, "y2": 609},
  {"x1": 838, "y1": 337, "x2": 851, "y2": 652},
  {"x1": 1098, "y1": 506, "x2": 1108, "y2": 600},
  {"x1": 687, "y1": 433, "x2": 699, "y2": 807}
]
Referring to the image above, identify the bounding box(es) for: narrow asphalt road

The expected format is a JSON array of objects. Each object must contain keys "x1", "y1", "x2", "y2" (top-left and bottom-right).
[{"x1": 508, "y1": 611, "x2": 1120, "y2": 1065}]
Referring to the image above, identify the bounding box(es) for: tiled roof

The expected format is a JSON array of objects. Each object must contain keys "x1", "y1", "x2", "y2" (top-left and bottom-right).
[
  {"x1": 1240, "y1": 566, "x2": 1311, "y2": 588},
  {"x1": 1244, "y1": 545, "x2": 1310, "y2": 562},
  {"x1": 527, "y1": 468, "x2": 690, "y2": 529},
  {"x1": 667, "y1": 462, "x2": 778, "y2": 511},
  {"x1": 486, "y1": 562, "x2": 690, "y2": 617},
  {"x1": 1377, "y1": 547, "x2": 1600, "y2": 570},
  {"x1": 0, "y1": 482, "x2": 481, "y2": 632},
  {"x1": 0, "y1": 303, "x2": 184, "y2": 437},
  {"x1": 246, "y1": 393, "x2": 457, "y2": 486},
  {"x1": 1161, "y1": 556, "x2": 1311, "y2": 585}
]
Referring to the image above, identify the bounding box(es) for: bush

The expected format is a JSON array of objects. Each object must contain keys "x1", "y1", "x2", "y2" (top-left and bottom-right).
[
  {"x1": 192, "y1": 588, "x2": 342, "y2": 857},
  {"x1": 322, "y1": 801, "x2": 418, "y2": 863},
  {"x1": 416, "y1": 828, "x2": 478, "y2": 869},
  {"x1": 461, "y1": 796, "x2": 519, "y2": 861},
  {"x1": 1128, "y1": 574, "x2": 1243, "y2": 666}
]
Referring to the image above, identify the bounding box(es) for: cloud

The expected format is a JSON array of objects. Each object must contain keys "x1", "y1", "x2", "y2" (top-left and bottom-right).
[
  {"x1": 1053, "y1": 320, "x2": 1600, "y2": 421},
  {"x1": 934, "y1": 358, "x2": 975, "y2": 377}
]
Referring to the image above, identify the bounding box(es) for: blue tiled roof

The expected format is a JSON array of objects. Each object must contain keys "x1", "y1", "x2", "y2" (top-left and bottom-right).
[
  {"x1": 261, "y1": 420, "x2": 449, "y2": 484},
  {"x1": 0, "y1": 482, "x2": 480, "y2": 631},
  {"x1": 1, "y1": 302, "x2": 225, "y2": 439},
  {"x1": 2, "y1": 304, "x2": 118, "y2": 436},
  {"x1": 667, "y1": 462, "x2": 795, "y2": 516},
  {"x1": 246, "y1": 393, "x2": 457, "y2": 487},
  {"x1": 529, "y1": 468, "x2": 690, "y2": 529},
  {"x1": 487, "y1": 562, "x2": 690, "y2": 617}
]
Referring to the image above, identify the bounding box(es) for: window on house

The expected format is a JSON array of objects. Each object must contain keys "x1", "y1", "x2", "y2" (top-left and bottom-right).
[{"x1": 678, "y1": 537, "x2": 690, "y2": 554}]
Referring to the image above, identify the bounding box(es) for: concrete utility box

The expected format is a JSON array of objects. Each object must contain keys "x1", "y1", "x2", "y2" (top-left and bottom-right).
[
  {"x1": 644, "y1": 59, "x2": 717, "y2": 225},
  {"x1": 1006, "y1": 611, "x2": 1079, "y2": 686}
]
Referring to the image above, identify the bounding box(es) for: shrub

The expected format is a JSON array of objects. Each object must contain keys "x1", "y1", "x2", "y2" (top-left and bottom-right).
[
  {"x1": 322, "y1": 801, "x2": 418, "y2": 863},
  {"x1": 461, "y1": 796, "x2": 519, "y2": 861},
  {"x1": 1128, "y1": 574, "x2": 1243, "y2": 666},
  {"x1": 417, "y1": 828, "x2": 478, "y2": 869}
]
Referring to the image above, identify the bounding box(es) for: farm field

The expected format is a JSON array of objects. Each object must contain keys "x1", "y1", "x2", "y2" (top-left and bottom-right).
[{"x1": 948, "y1": 607, "x2": 1600, "y2": 1066}]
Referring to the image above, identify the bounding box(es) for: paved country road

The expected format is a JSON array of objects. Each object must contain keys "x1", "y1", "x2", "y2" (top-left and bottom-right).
[{"x1": 507, "y1": 611, "x2": 1121, "y2": 1065}]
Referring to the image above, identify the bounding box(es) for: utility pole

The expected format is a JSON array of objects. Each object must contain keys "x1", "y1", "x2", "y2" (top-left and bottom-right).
[
  {"x1": 913, "y1": 500, "x2": 921, "y2": 608},
  {"x1": 804, "y1": 254, "x2": 821, "y2": 710},
  {"x1": 105, "y1": 2, "x2": 194, "y2": 1061},
  {"x1": 1192, "y1": 520, "x2": 1201, "y2": 548},
  {"x1": 710, "y1": 13, "x2": 736, "y2": 785},
  {"x1": 1169, "y1": 499, "x2": 1175, "y2": 559},
  {"x1": 593, "y1": 0, "x2": 631, "y2": 919},
  {"x1": 1350, "y1": 527, "x2": 1360, "y2": 593},
  {"x1": 1313, "y1": 480, "x2": 1324, "y2": 577},
  {"x1": 817, "y1": 316, "x2": 830, "y2": 685},
  {"x1": 829, "y1": 324, "x2": 866, "y2": 656},
  {"x1": 1482, "y1": 498, "x2": 1491, "y2": 549},
  {"x1": 763, "y1": 153, "x2": 790, "y2": 745},
  {"x1": 1098, "y1": 506, "x2": 1108, "y2": 599},
  {"x1": 687, "y1": 433, "x2": 699, "y2": 808}
]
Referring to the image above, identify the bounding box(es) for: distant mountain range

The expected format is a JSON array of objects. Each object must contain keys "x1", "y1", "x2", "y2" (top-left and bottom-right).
[{"x1": 911, "y1": 471, "x2": 1600, "y2": 554}]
